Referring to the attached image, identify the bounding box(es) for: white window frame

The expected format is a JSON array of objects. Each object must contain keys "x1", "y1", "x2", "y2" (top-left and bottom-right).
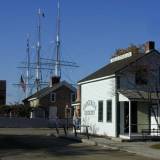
[{"x1": 50, "y1": 92, "x2": 56, "y2": 102}]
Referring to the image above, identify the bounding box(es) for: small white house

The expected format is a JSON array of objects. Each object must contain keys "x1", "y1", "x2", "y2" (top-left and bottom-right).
[{"x1": 78, "y1": 41, "x2": 160, "y2": 140}]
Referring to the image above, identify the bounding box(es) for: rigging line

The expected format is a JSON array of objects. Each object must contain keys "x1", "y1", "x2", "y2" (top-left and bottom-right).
[
  {"x1": 27, "y1": 62, "x2": 79, "y2": 68},
  {"x1": 40, "y1": 58, "x2": 78, "y2": 65},
  {"x1": 17, "y1": 67, "x2": 55, "y2": 70}
]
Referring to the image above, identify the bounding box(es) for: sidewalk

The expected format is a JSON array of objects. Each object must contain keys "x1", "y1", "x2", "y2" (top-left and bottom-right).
[
  {"x1": 90, "y1": 137, "x2": 160, "y2": 160},
  {"x1": 64, "y1": 134, "x2": 160, "y2": 160}
]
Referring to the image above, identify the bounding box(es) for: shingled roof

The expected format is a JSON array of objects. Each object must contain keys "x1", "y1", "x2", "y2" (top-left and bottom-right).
[
  {"x1": 119, "y1": 89, "x2": 160, "y2": 100},
  {"x1": 23, "y1": 81, "x2": 76, "y2": 102},
  {"x1": 78, "y1": 50, "x2": 159, "y2": 83}
]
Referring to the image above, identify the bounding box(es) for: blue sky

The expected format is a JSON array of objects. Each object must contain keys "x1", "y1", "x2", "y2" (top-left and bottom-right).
[{"x1": 1, "y1": 0, "x2": 160, "y2": 103}]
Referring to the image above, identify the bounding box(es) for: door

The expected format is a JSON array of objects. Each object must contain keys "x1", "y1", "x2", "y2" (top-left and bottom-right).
[{"x1": 49, "y1": 106, "x2": 57, "y2": 119}]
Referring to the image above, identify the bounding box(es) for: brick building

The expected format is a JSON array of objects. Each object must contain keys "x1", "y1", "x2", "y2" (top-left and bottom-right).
[
  {"x1": 0, "y1": 80, "x2": 6, "y2": 105},
  {"x1": 23, "y1": 78, "x2": 76, "y2": 119}
]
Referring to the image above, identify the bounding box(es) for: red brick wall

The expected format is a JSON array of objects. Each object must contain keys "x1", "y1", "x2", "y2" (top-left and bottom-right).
[{"x1": 39, "y1": 86, "x2": 75, "y2": 119}]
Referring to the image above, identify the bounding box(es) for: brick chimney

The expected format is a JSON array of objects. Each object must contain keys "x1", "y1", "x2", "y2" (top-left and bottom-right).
[
  {"x1": 50, "y1": 76, "x2": 60, "y2": 87},
  {"x1": 144, "y1": 41, "x2": 155, "y2": 53}
]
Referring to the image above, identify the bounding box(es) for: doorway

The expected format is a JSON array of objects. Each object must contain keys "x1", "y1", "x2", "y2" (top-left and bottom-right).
[
  {"x1": 49, "y1": 106, "x2": 57, "y2": 119},
  {"x1": 124, "y1": 101, "x2": 137, "y2": 133}
]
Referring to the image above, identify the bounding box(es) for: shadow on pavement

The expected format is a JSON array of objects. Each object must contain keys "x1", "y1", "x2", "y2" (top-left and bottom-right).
[
  {"x1": 0, "y1": 135, "x2": 156, "y2": 160},
  {"x1": 0, "y1": 135, "x2": 117, "y2": 157}
]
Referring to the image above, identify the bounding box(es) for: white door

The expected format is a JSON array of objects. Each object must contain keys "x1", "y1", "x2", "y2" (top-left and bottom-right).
[
  {"x1": 151, "y1": 104, "x2": 159, "y2": 135},
  {"x1": 49, "y1": 106, "x2": 57, "y2": 119}
]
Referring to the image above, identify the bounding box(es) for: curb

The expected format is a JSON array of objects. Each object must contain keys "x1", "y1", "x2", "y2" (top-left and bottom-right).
[
  {"x1": 59, "y1": 135, "x2": 82, "y2": 142},
  {"x1": 97, "y1": 143, "x2": 119, "y2": 150},
  {"x1": 81, "y1": 139, "x2": 97, "y2": 146}
]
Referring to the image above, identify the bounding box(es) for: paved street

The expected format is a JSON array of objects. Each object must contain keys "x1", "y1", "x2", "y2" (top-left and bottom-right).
[{"x1": 0, "y1": 134, "x2": 157, "y2": 160}]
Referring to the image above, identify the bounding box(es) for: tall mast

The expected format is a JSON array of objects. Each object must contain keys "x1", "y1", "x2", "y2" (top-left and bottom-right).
[
  {"x1": 26, "y1": 34, "x2": 30, "y2": 98},
  {"x1": 36, "y1": 8, "x2": 42, "y2": 91},
  {"x1": 55, "y1": 0, "x2": 61, "y2": 78}
]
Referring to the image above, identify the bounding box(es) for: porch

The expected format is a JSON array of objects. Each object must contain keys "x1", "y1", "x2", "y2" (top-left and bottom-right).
[{"x1": 118, "y1": 90, "x2": 160, "y2": 140}]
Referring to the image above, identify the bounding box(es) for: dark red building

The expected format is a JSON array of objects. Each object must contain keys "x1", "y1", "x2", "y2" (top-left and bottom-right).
[{"x1": 0, "y1": 80, "x2": 6, "y2": 105}]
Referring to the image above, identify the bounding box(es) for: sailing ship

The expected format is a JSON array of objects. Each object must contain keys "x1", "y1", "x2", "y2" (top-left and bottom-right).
[
  {"x1": 19, "y1": 0, "x2": 78, "y2": 98},
  {"x1": 18, "y1": 0, "x2": 78, "y2": 119}
]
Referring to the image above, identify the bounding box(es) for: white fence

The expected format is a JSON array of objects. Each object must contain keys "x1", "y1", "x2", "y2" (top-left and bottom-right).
[{"x1": 0, "y1": 117, "x2": 73, "y2": 128}]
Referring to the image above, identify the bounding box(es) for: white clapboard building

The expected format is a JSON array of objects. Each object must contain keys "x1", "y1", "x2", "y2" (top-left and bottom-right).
[{"x1": 78, "y1": 41, "x2": 160, "y2": 140}]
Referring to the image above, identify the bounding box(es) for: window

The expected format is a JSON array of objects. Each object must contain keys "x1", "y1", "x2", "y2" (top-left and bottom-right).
[
  {"x1": 135, "y1": 68, "x2": 148, "y2": 85},
  {"x1": 71, "y1": 93, "x2": 76, "y2": 103},
  {"x1": 106, "y1": 100, "x2": 112, "y2": 122},
  {"x1": 50, "y1": 92, "x2": 56, "y2": 102},
  {"x1": 98, "y1": 101, "x2": 103, "y2": 122}
]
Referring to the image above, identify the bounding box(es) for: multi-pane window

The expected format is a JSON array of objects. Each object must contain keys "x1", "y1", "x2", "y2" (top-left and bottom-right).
[
  {"x1": 50, "y1": 92, "x2": 56, "y2": 102},
  {"x1": 106, "y1": 100, "x2": 112, "y2": 122},
  {"x1": 98, "y1": 101, "x2": 103, "y2": 122}
]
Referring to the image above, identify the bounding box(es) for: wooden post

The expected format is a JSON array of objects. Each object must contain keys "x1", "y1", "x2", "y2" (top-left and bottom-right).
[
  {"x1": 55, "y1": 125, "x2": 59, "y2": 135},
  {"x1": 129, "y1": 101, "x2": 131, "y2": 138},
  {"x1": 86, "y1": 126, "x2": 89, "y2": 139},
  {"x1": 73, "y1": 125, "x2": 77, "y2": 137},
  {"x1": 63, "y1": 125, "x2": 67, "y2": 136}
]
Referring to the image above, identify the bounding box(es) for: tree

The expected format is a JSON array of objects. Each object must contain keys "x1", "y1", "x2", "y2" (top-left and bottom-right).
[
  {"x1": 112, "y1": 44, "x2": 144, "y2": 58},
  {"x1": 0, "y1": 104, "x2": 31, "y2": 118}
]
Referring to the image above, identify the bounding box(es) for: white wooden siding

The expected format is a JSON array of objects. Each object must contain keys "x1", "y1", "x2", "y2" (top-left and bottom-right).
[{"x1": 81, "y1": 77, "x2": 116, "y2": 137}]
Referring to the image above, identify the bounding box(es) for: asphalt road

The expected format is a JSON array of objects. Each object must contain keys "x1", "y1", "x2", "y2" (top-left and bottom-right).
[{"x1": 0, "y1": 135, "x2": 157, "y2": 160}]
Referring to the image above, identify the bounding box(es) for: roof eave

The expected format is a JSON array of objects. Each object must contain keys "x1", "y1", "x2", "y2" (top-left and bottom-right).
[{"x1": 78, "y1": 74, "x2": 116, "y2": 85}]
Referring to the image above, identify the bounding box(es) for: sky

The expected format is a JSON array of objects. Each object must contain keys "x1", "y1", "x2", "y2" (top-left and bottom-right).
[{"x1": 1, "y1": 0, "x2": 160, "y2": 104}]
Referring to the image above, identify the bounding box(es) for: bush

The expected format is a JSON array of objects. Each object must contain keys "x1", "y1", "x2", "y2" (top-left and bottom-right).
[{"x1": 0, "y1": 104, "x2": 32, "y2": 118}]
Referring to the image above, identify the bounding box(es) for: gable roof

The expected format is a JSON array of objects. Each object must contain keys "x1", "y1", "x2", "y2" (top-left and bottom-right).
[
  {"x1": 78, "y1": 50, "x2": 160, "y2": 84},
  {"x1": 23, "y1": 81, "x2": 76, "y2": 102}
]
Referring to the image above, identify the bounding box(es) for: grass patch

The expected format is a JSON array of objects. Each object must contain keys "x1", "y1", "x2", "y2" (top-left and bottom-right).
[{"x1": 150, "y1": 144, "x2": 160, "y2": 149}]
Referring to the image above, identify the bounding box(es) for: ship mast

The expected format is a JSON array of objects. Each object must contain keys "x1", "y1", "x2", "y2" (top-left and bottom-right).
[
  {"x1": 26, "y1": 34, "x2": 30, "y2": 98},
  {"x1": 36, "y1": 8, "x2": 42, "y2": 92},
  {"x1": 55, "y1": 0, "x2": 61, "y2": 78}
]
